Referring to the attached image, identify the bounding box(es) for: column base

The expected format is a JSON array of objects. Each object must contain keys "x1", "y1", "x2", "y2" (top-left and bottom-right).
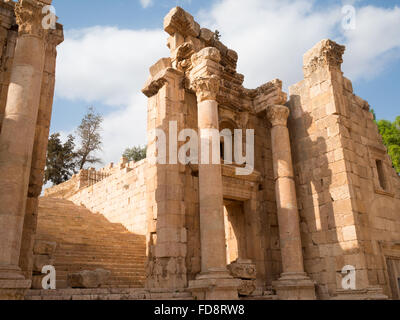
[
  {"x1": 0, "y1": 264, "x2": 25, "y2": 280},
  {"x1": 0, "y1": 279, "x2": 32, "y2": 300},
  {"x1": 272, "y1": 272, "x2": 316, "y2": 300},
  {"x1": 189, "y1": 269, "x2": 241, "y2": 300}
]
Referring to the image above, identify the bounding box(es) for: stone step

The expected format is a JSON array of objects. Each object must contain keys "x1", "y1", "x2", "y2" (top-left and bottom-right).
[
  {"x1": 36, "y1": 197, "x2": 147, "y2": 288},
  {"x1": 24, "y1": 289, "x2": 194, "y2": 300}
]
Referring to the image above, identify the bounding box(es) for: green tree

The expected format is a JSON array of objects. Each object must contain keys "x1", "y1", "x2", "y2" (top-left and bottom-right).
[
  {"x1": 122, "y1": 145, "x2": 147, "y2": 162},
  {"x1": 75, "y1": 106, "x2": 103, "y2": 170},
  {"x1": 375, "y1": 115, "x2": 400, "y2": 174},
  {"x1": 45, "y1": 133, "x2": 77, "y2": 185}
]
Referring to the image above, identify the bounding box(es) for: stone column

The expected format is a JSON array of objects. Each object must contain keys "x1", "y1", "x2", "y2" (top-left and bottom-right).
[
  {"x1": 195, "y1": 75, "x2": 227, "y2": 275},
  {"x1": 267, "y1": 105, "x2": 316, "y2": 300},
  {"x1": 188, "y1": 47, "x2": 240, "y2": 300},
  {"x1": 19, "y1": 26, "x2": 63, "y2": 280},
  {"x1": 0, "y1": 0, "x2": 48, "y2": 299}
]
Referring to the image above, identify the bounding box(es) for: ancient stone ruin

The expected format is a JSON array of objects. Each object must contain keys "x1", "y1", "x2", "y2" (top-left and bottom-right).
[{"x1": 0, "y1": 3, "x2": 400, "y2": 300}]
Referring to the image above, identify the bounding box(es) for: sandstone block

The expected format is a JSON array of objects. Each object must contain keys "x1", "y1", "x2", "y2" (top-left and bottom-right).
[
  {"x1": 150, "y1": 58, "x2": 172, "y2": 77},
  {"x1": 33, "y1": 240, "x2": 57, "y2": 255},
  {"x1": 238, "y1": 280, "x2": 256, "y2": 296},
  {"x1": 227, "y1": 259, "x2": 256, "y2": 280},
  {"x1": 199, "y1": 28, "x2": 214, "y2": 44},
  {"x1": 31, "y1": 275, "x2": 45, "y2": 289},
  {"x1": 67, "y1": 269, "x2": 111, "y2": 288},
  {"x1": 33, "y1": 255, "x2": 55, "y2": 273},
  {"x1": 164, "y1": 7, "x2": 200, "y2": 37}
]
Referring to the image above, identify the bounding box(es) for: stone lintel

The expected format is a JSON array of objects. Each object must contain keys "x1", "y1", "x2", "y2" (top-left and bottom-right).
[
  {"x1": 250, "y1": 79, "x2": 288, "y2": 115},
  {"x1": 142, "y1": 67, "x2": 183, "y2": 98},
  {"x1": 149, "y1": 57, "x2": 172, "y2": 77}
]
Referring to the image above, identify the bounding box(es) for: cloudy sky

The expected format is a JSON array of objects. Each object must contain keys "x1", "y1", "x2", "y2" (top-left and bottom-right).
[{"x1": 51, "y1": 0, "x2": 400, "y2": 166}]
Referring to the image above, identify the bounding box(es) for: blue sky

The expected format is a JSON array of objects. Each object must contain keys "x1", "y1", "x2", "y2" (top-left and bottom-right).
[{"x1": 50, "y1": 0, "x2": 400, "y2": 165}]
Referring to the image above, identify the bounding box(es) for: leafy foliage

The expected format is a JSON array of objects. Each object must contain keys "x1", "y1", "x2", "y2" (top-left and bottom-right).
[
  {"x1": 45, "y1": 133, "x2": 77, "y2": 185},
  {"x1": 122, "y1": 145, "x2": 147, "y2": 162},
  {"x1": 45, "y1": 107, "x2": 104, "y2": 186},
  {"x1": 372, "y1": 110, "x2": 400, "y2": 174}
]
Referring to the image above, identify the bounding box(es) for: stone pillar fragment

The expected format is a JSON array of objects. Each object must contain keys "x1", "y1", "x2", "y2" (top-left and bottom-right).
[
  {"x1": 187, "y1": 47, "x2": 240, "y2": 300},
  {"x1": 267, "y1": 105, "x2": 316, "y2": 300},
  {"x1": 0, "y1": 0, "x2": 49, "y2": 299}
]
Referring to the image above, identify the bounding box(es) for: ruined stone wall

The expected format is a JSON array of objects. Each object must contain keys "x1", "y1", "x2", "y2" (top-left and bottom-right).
[
  {"x1": 144, "y1": 66, "x2": 188, "y2": 290},
  {"x1": 68, "y1": 160, "x2": 148, "y2": 236},
  {"x1": 288, "y1": 39, "x2": 400, "y2": 299},
  {"x1": 342, "y1": 80, "x2": 400, "y2": 299},
  {"x1": 44, "y1": 172, "x2": 87, "y2": 199}
]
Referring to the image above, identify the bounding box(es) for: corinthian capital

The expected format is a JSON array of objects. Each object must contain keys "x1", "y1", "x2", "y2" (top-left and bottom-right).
[
  {"x1": 191, "y1": 75, "x2": 220, "y2": 102},
  {"x1": 266, "y1": 105, "x2": 290, "y2": 127},
  {"x1": 303, "y1": 39, "x2": 345, "y2": 76},
  {"x1": 14, "y1": 0, "x2": 47, "y2": 37}
]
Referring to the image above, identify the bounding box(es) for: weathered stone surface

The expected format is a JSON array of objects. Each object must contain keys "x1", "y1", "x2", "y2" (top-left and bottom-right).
[
  {"x1": 150, "y1": 57, "x2": 172, "y2": 77},
  {"x1": 228, "y1": 259, "x2": 256, "y2": 280},
  {"x1": 67, "y1": 269, "x2": 111, "y2": 289},
  {"x1": 31, "y1": 275, "x2": 45, "y2": 290},
  {"x1": 238, "y1": 280, "x2": 256, "y2": 296},
  {"x1": 164, "y1": 7, "x2": 200, "y2": 37},
  {"x1": 199, "y1": 28, "x2": 214, "y2": 44},
  {"x1": 33, "y1": 255, "x2": 54, "y2": 273},
  {"x1": 33, "y1": 240, "x2": 57, "y2": 255}
]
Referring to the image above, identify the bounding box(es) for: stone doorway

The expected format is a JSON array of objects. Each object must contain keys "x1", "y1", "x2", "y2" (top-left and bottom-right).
[
  {"x1": 386, "y1": 258, "x2": 400, "y2": 300},
  {"x1": 223, "y1": 199, "x2": 247, "y2": 264}
]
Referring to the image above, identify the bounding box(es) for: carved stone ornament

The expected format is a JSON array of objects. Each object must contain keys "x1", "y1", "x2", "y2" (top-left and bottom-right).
[
  {"x1": 14, "y1": 0, "x2": 46, "y2": 37},
  {"x1": 266, "y1": 105, "x2": 290, "y2": 127},
  {"x1": 191, "y1": 75, "x2": 220, "y2": 102},
  {"x1": 304, "y1": 39, "x2": 345, "y2": 75}
]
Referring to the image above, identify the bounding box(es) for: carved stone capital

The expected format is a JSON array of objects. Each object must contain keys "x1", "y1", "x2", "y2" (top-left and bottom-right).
[
  {"x1": 14, "y1": 0, "x2": 47, "y2": 37},
  {"x1": 303, "y1": 39, "x2": 345, "y2": 75},
  {"x1": 266, "y1": 105, "x2": 290, "y2": 127},
  {"x1": 191, "y1": 75, "x2": 220, "y2": 102}
]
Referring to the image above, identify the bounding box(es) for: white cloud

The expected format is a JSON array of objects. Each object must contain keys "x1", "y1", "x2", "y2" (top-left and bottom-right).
[
  {"x1": 54, "y1": 1, "x2": 400, "y2": 165},
  {"x1": 55, "y1": 26, "x2": 169, "y2": 165},
  {"x1": 140, "y1": 0, "x2": 153, "y2": 9},
  {"x1": 341, "y1": 5, "x2": 400, "y2": 80},
  {"x1": 198, "y1": 0, "x2": 400, "y2": 87},
  {"x1": 56, "y1": 27, "x2": 167, "y2": 106},
  {"x1": 198, "y1": 0, "x2": 341, "y2": 88}
]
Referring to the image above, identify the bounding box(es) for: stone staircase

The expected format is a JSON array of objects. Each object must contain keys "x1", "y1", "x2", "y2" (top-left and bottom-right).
[{"x1": 36, "y1": 197, "x2": 147, "y2": 289}]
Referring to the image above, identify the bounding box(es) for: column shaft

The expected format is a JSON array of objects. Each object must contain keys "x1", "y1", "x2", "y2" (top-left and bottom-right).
[
  {"x1": 0, "y1": 33, "x2": 45, "y2": 279},
  {"x1": 270, "y1": 124, "x2": 304, "y2": 274},
  {"x1": 197, "y1": 99, "x2": 227, "y2": 274}
]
